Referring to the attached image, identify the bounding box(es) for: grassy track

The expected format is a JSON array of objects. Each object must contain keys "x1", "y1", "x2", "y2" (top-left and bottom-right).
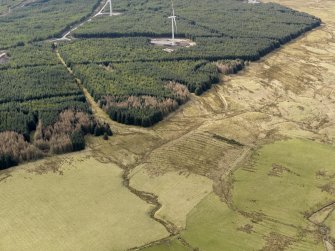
[
  {"x1": 142, "y1": 238, "x2": 191, "y2": 251},
  {"x1": 325, "y1": 211, "x2": 335, "y2": 241}
]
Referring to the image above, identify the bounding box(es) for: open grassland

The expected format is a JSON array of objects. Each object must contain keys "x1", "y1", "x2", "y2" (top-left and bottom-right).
[
  {"x1": 171, "y1": 139, "x2": 335, "y2": 251},
  {"x1": 182, "y1": 193, "x2": 267, "y2": 250},
  {"x1": 325, "y1": 211, "x2": 335, "y2": 241},
  {"x1": 233, "y1": 140, "x2": 335, "y2": 226},
  {"x1": 129, "y1": 167, "x2": 213, "y2": 230},
  {"x1": 0, "y1": 151, "x2": 168, "y2": 251}
]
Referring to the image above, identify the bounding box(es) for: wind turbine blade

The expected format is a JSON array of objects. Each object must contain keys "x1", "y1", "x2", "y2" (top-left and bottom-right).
[{"x1": 174, "y1": 19, "x2": 177, "y2": 33}]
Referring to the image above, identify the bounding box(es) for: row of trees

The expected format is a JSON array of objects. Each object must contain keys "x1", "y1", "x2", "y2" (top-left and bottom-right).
[{"x1": 107, "y1": 106, "x2": 165, "y2": 127}]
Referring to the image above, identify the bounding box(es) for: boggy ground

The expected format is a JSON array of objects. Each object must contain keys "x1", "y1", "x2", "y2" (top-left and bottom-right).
[{"x1": 1, "y1": 0, "x2": 335, "y2": 250}]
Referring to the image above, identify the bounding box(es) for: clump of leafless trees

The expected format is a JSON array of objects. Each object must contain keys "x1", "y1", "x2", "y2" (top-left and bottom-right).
[
  {"x1": 100, "y1": 81, "x2": 190, "y2": 127},
  {"x1": 0, "y1": 109, "x2": 112, "y2": 169},
  {"x1": 0, "y1": 131, "x2": 43, "y2": 168},
  {"x1": 216, "y1": 60, "x2": 245, "y2": 75}
]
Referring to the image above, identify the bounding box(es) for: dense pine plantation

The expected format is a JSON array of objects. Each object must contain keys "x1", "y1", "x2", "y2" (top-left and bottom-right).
[
  {"x1": 0, "y1": 0, "x2": 101, "y2": 48},
  {"x1": 0, "y1": 0, "x2": 111, "y2": 169},
  {"x1": 0, "y1": 0, "x2": 22, "y2": 15},
  {"x1": 60, "y1": 37, "x2": 279, "y2": 63},
  {"x1": 71, "y1": 61, "x2": 218, "y2": 125},
  {"x1": 0, "y1": 65, "x2": 82, "y2": 103},
  {"x1": 0, "y1": 44, "x2": 112, "y2": 169},
  {"x1": 0, "y1": 0, "x2": 320, "y2": 167},
  {"x1": 58, "y1": 0, "x2": 319, "y2": 127},
  {"x1": 73, "y1": 0, "x2": 320, "y2": 42},
  {"x1": 0, "y1": 44, "x2": 60, "y2": 69}
]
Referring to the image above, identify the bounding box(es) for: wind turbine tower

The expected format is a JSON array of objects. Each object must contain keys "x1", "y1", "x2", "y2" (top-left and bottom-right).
[
  {"x1": 168, "y1": 2, "x2": 177, "y2": 45},
  {"x1": 108, "y1": 0, "x2": 113, "y2": 16}
]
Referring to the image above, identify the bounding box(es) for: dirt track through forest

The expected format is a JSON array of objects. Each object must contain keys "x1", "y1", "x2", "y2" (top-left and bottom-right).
[{"x1": 52, "y1": 0, "x2": 107, "y2": 41}]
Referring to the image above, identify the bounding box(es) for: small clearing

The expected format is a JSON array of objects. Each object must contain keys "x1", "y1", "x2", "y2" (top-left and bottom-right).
[
  {"x1": 0, "y1": 52, "x2": 9, "y2": 64},
  {"x1": 150, "y1": 38, "x2": 196, "y2": 48}
]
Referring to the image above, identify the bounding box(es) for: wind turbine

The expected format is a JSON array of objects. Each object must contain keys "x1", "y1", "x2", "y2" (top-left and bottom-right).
[
  {"x1": 93, "y1": 0, "x2": 113, "y2": 17},
  {"x1": 168, "y1": 2, "x2": 177, "y2": 45}
]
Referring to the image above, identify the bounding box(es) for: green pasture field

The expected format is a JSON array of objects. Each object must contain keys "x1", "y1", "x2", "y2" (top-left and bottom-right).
[{"x1": 148, "y1": 139, "x2": 335, "y2": 250}]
